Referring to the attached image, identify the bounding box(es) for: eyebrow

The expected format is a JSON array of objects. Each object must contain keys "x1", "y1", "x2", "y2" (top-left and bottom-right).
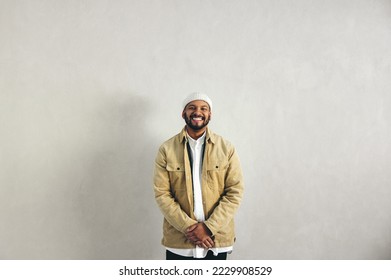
[
  {"x1": 188, "y1": 104, "x2": 208, "y2": 108},
  {"x1": 187, "y1": 105, "x2": 209, "y2": 111}
]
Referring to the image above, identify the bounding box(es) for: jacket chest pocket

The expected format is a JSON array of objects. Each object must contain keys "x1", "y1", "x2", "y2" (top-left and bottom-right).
[
  {"x1": 166, "y1": 163, "x2": 186, "y2": 190},
  {"x1": 206, "y1": 160, "x2": 228, "y2": 192}
]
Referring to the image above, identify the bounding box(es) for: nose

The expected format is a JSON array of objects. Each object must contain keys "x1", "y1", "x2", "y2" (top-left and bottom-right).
[{"x1": 194, "y1": 107, "x2": 203, "y2": 114}]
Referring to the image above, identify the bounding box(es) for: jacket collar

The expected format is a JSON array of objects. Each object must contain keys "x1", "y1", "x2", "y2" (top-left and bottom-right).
[{"x1": 179, "y1": 126, "x2": 215, "y2": 144}]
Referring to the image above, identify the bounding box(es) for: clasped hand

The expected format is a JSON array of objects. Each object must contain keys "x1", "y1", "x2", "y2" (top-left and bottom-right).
[{"x1": 185, "y1": 222, "x2": 214, "y2": 249}]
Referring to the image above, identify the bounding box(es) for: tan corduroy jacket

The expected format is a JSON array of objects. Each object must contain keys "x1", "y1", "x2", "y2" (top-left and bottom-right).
[{"x1": 153, "y1": 127, "x2": 244, "y2": 249}]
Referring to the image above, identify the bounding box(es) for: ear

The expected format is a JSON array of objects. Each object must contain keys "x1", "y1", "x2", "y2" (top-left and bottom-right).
[{"x1": 182, "y1": 110, "x2": 185, "y2": 119}]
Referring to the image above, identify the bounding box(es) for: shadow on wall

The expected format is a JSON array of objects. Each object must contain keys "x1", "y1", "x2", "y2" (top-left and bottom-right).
[{"x1": 68, "y1": 92, "x2": 161, "y2": 259}]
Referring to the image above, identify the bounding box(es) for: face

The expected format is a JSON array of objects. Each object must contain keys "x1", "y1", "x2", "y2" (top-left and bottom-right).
[{"x1": 182, "y1": 100, "x2": 212, "y2": 131}]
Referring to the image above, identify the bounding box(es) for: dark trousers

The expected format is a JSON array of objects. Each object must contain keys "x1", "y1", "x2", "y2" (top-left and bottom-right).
[{"x1": 166, "y1": 250, "x2": 227, "y2": 260}]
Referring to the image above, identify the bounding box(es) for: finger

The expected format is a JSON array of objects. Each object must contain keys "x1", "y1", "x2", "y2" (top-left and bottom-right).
[
  {"x1": 186, "y1": 234, "x2": 195, "y2": 241},
  {"x1": 185, "y1": 232, "x2": 197, "y2": 241},
  {"x1": 187, "y1": 233, "x2": 199, "y2": 242},
  {"x1": 195, "y1": 240, "x2": 208, "y2": 248},
  {"x1": 204, "y1": 239, "x2": 214, "y2": 248},
  {"x1": 189, "y1": 237, "x2": 199, "y2": 243},
  {"x1": 200, "y1": 242, "x2": 209, "y2": 249},
  {"x1": 198, "y1": 238, "x2": 212, "y2": 249},
  {"x1": 186, "y1": 224, "x2": 198, "y2": 232}
]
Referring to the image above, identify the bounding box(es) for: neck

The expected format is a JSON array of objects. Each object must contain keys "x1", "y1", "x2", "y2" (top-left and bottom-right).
[{"x1": 186, "y1": 126, "x2": 207, "y2": 140}]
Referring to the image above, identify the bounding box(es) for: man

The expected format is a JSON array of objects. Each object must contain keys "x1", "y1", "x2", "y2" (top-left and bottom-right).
[{"x1": 153, "y1": 93, "x2": 244, "y2": 260}]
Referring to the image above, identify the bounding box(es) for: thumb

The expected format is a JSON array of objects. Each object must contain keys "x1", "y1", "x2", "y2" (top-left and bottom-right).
[{"x1": 186, "y1": 223, "x2": 198, "y2": 232}]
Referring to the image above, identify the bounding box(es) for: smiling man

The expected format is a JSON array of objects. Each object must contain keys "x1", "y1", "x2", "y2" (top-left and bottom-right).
[{"x1": 153, "y1": 93, "x2": 244, "y2": 260}]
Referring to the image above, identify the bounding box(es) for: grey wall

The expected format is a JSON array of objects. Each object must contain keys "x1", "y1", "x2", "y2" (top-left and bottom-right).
[{"x1": 1, "y1": 0, "x2": 390, "y2": 259}]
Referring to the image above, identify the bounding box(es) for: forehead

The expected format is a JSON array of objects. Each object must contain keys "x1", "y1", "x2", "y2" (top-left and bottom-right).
[{"x1": 185, "y1": 100, "x2": 210, "y2": 108}]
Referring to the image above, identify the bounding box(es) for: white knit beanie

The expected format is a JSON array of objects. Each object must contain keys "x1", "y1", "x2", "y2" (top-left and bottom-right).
[{"x1": 182, "y1": 92, "x2": 213, "y2": 111}]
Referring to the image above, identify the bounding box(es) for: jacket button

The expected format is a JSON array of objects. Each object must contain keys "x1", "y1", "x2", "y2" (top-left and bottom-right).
[
  {"x1": 177, "y1": 167, "x2": 180, "y2": 170},
  {"x1": 216, "y1": 166, "x2": 218, "y2": 169}
]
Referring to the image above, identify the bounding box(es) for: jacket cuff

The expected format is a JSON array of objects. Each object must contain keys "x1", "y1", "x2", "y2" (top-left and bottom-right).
[
  {"x1": 180, "y1": 218, "x2": 198, "y2": 233},
  {"x1": 203, "y1": 220, "x2": 217, "y2": 236}
]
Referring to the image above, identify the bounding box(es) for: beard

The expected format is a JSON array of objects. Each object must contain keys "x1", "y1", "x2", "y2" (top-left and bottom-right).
[{"x1": 184, "y1": 114, "x2": 210, "y2": 131}]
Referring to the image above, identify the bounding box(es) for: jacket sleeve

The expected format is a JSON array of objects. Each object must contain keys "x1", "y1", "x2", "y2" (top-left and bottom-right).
[
  {"x1": 153, "y1": 146, "x2": 197, "y2": 233},
  {"x1": 204, "y1": 146, "x2": 244, "y2": 236}
]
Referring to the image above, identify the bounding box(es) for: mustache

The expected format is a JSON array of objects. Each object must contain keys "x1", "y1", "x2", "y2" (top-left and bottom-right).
[{"x1": 190, "y1": 114, "x2": 206, "y2": 119}]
